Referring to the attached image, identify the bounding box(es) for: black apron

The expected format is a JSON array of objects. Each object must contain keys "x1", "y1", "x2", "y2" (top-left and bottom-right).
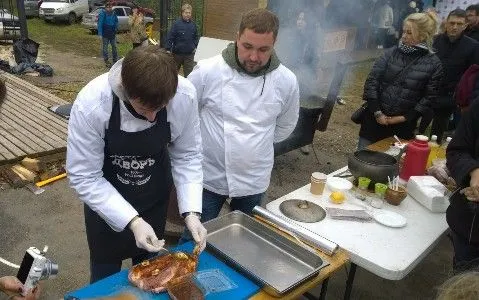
[{"x1": 84, "y1": 94, "x2": 172, "y2": 263}]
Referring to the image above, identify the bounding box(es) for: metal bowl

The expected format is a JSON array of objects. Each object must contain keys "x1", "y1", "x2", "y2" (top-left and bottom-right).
[{"x1": 348, "y1": 150, "x2": 399, "y2": 184}]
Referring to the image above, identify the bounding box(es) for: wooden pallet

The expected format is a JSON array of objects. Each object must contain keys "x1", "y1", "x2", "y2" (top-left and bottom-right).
[{"x1": 0, "y1": 71, "x2": 69, "y2": 165}]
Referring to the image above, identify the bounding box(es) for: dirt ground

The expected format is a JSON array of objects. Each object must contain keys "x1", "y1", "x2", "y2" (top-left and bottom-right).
[{"x1": 0, "y1": 48, "x2": 454, "y2": 299}]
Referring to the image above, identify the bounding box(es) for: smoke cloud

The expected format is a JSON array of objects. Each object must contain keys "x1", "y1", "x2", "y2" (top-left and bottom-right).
[{"x1": 269, "y1": 0, "x2": 412, "y2": 103}]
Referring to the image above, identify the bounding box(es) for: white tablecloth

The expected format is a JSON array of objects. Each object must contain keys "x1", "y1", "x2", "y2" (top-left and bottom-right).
[{"x1": 266, "y1": 166, "x2": 449, "y2": 280}]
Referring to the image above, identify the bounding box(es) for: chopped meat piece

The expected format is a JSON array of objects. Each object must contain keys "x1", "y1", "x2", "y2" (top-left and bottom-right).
[{"x1": 128, "y1": 245, "x2": 200, "y2": 293}]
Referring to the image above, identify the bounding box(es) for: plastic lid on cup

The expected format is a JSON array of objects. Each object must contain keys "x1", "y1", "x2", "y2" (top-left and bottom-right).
[
  {"x1": 415, "y1": 135, "x2": 429, "y2": 142},
  {"x1": 311, "y1": 172, "x2": 327, "y2": 180}
]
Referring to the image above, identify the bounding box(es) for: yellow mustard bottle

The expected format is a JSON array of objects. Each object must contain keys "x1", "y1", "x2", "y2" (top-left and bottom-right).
[
  {"x1": 426, "y1": 135, "x2": 440, "y2": 168},
  {"x1": 436, "y1": 136, "x2": 452, "y2": 161}
]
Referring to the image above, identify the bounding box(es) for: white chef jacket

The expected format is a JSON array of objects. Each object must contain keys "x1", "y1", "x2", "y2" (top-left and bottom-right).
[
  {"x1": 66, "y1": 60, "x2": 203, "y2": 232},
  {"x1": 187, "y1": 54, "x2": 299, "y2": 197}
]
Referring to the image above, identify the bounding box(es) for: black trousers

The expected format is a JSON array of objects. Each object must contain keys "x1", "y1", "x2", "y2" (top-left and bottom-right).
[
  {"x1": 450, "y1": 231, "x2": 479, "y2": 273},
  {"x1": 431, "y1": 109, "x2": 453, "y2": 143},
  {"x1": 173, "y1": 53, "x2": 195, "y2": 77}
]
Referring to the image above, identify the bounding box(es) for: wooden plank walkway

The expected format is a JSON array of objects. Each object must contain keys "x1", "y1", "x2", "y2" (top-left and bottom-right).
[{"x1": 0, "y1": 71, "x2": 70, "y2": 165}]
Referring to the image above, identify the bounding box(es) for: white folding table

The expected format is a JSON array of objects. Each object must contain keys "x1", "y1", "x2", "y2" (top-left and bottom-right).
[{"x1": 266, "y1": 166, "x2": 449, "y2": 299}]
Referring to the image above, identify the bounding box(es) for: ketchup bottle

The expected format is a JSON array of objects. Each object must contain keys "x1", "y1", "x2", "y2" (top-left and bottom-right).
[{"x1": 399, "y1": 135, "x2": 431, "y2": 181}]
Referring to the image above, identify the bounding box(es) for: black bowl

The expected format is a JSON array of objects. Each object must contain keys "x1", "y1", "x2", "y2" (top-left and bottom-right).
[{"x1": 348, "y1": 150, "x2": 399, "y2": 184}]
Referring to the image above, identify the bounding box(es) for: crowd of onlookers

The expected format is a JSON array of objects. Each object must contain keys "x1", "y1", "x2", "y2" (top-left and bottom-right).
[
  {"x1": 357, "y1": 3, "x2": 479, "y2": 299},
  {"x1": 273, "y1": 1, "x2": 479, "y2": 297},
  {"x1": 358, "y1": 5, "x2": 479, "y2": 148}
]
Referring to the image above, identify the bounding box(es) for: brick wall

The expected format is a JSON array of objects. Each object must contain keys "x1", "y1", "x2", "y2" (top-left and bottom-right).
[{"x1": 203, "y1": 0, "x2": 263, "y2": 39}]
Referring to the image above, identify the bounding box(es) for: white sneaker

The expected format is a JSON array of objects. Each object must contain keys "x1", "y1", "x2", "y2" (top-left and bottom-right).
[{"x1": 377, "y1": 45, "x2": 383, "y2": 49}]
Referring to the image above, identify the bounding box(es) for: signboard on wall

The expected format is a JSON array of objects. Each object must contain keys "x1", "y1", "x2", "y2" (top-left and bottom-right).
[{"x1": 323, "y1": 30, "x2": 348, "y2": 53}]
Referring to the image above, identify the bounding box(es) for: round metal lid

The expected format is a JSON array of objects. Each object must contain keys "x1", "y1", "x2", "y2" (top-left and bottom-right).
[{"x1": 279, "y1": 199, "x2": 326, "y2": 223}]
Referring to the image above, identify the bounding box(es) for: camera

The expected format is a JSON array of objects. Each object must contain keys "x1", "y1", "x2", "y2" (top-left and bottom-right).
[{"x1": 16, "y1": 246, "x2": 58, "y2": 295}]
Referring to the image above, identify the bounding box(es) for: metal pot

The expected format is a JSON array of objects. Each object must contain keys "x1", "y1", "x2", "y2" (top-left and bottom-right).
[{"x1": 347, "y1": 150, "x2": 400, "y2": 184}]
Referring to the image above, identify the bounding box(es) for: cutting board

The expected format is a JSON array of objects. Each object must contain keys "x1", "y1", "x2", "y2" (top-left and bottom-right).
[{"x1": 65, "y1": 242, "x2": 260, "y2": 299}]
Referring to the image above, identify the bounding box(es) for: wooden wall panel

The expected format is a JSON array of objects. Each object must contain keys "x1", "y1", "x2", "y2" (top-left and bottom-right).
[{"x1": 203, "y1": 0, "x2": 261, "y2": 40}]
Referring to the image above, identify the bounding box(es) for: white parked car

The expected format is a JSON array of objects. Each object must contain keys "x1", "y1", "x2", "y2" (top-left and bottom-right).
[
  {"x1": 81, "y1": 6, "x2": 153, "y2": 35},
  {"x1": 39, "y1": 0, "x2": 89, "y2": 24}
]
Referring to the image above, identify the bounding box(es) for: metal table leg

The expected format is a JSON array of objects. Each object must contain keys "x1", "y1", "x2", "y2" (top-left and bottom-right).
[
  {"x1": 343, "y1": 263, "x2": 357, "y2": 300},
  {"x1": 319, "y1": 277, "x2": 329, "y2": 300},
  {"x1": 303, "y1": 292, "x2": 317, "y2": 300},
  {"x1": 302, "y1": 277, "x2": 329, "y2": 300}
]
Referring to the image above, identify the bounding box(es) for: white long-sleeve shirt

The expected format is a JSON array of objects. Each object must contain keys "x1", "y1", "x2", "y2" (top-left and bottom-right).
[
  {"x1": 66, "y1": 60, "x2": 203, "y2": 232},
  {"x1": 188, "y1": 54, "x2": 299, "y2": 197}
]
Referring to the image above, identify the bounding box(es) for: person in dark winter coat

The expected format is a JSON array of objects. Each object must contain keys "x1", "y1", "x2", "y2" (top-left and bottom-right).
[
  {"x1": 470, "y1": 73, "x2": 479, "y2": 109},
  {"x1": 428, "y1": 9, "x2": 479, "y2": 143},
  {"x1": 166, "y1": 3, "x2": 198, "y2": 77},
  {"x1": 465, "y1": 4, "x2": 479, "y2": 42},
  {"x1": 276, "y1": 10, "x2": 318, "y2": 154},
  {"x1": 396, "y1": 1, "x2": 417, "y2": 39},
  {"x1": 415, "y1": 0, "x2": 424, "y2": 12},
  {"x1": 98, "y1": 2, "x2": 118, "y2": 68},
  {"x1": 357, "y1": 11, "x2": 443, "y2": 149},
  {"x1": 276, "y1": 11, "x2": 317, "y2": 98},
  {"x1": 446, "y1": 99, "x2": 479, "y2": 272}
]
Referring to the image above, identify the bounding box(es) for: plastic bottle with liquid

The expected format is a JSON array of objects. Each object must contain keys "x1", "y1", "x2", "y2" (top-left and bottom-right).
[
  {"x1": 399, "y1": 135, "x2": 431, "y2": 181},
  {"x1": 426, "y1": 135, "x2": 440, "y2": 168},
  {"x1": 436, "y1": 137, "x2": 452, "y2": 160}
]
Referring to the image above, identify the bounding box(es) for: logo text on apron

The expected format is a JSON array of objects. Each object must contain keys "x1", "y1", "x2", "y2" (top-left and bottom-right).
[{"x1": 111, "y1": 155, "x2": 156, "y2": 186}]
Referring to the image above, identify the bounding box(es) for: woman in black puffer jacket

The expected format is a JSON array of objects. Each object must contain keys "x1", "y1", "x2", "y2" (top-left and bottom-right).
[{"x1": 357, "y1": 11, "x2": 443, "y2": 149}]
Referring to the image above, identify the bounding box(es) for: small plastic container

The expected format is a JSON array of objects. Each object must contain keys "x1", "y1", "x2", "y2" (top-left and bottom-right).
[
  {"x1": 369, "y1": 194, "x2": 384, "y2": 209},
  {"x1": 374, "y1": 183, "x2": 388, "y2": 197},
  {"x1": 358, "y1": 177, "x2": 371, "y2": 190},
  {"x1": 167, "y1": 269, "x2": 237, "y2": 299},
  {"x1": 195, "y1": 269, "x2": 237, "y2": 294},
  {"x1": 310, "y1": 172, "x2": 327, "y2": 195}
]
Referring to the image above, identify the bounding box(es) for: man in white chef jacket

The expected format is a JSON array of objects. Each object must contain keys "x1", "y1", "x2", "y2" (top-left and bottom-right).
[
  {"x1": 185, "y1": 8, "x2": 300, "y2": 229},
  {"x1": 66, "y1": 46, "x2": 207, "y2": 283}
]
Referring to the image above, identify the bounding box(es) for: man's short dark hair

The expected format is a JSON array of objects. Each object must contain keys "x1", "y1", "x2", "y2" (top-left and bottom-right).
[
  {"x1": 447, "y1": 9, "x2": 467, "y2": 20},
  {"x1": 466, "y1": 4, "x2": 479, "y2": 15},
  {"x1": 121, "y1": 45, "x2": 178, "y2": 110},
  {"x1": 239, "y1": 8, "x2": 279, "y2": 40}
]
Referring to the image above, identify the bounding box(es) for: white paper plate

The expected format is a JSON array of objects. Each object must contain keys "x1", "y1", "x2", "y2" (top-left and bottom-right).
[{"x1": 373, "y1": 210, "x2": 407, "y2": 228}]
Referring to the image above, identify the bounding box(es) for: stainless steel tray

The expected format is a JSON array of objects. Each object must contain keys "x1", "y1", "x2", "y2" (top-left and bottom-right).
[{"x1": 203, "y1": 211, "x2": 329, "y2": 296}]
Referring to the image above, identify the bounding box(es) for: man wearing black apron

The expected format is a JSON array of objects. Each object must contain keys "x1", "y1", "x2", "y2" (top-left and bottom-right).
[{"x1": 67, "y1": 46, "x2": 206, "y2": 283}]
